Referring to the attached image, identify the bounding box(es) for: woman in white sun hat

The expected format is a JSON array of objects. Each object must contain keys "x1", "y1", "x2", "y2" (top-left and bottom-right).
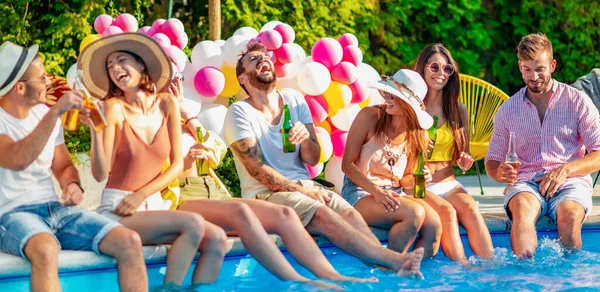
[{"x1": 342, "y1": 69, "x2": 467, "y2": 262}]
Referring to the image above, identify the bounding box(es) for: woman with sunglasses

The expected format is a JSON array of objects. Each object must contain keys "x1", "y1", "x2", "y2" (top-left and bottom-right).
[
  {"x1": 414, "y1": 43, "x2": 494, "y2": 259},
  {"x1": 341, "y1": 69, "x2": 443, "y2": 258}
]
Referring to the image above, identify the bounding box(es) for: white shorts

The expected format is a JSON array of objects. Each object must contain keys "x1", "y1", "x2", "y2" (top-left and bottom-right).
[
  {"x1": 96, "y1": 188, "x2": 172, "y2": 222},
  {"x1": 426, "y1": 181, "x2": 468, "y2": 198}
]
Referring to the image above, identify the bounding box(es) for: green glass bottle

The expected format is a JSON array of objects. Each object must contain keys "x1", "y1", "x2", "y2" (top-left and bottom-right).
[
  {"x1": 427, "y1": 115, "x2": 439, "y2": 159},
  {"x1": 281, "y1": 105, "x2": 296, "y2": 153},
  {"x1": 413, "y1": 151, "x2": 426, "y2": 198},
  {"x1": 195, "y1": 126, "x2": 210, "y2": 176}
]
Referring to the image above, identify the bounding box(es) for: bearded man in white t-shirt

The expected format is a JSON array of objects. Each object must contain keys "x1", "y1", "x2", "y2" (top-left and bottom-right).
[
  {"x1": 0, "y1": 41, "x2": 148, "y2": 292},
  {"x1": 223, "y1": 42, "x2": 424, "y2": 276}
]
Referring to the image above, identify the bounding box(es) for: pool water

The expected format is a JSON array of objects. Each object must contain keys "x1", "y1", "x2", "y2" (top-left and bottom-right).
[{"x1": 3, "y1": 230, "x2": 600, "y2": 291}]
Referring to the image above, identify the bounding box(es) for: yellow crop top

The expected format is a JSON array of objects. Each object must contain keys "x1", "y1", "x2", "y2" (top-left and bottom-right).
[{"x1": 429, "y1": 122, "x2": 454, "y2": 162}]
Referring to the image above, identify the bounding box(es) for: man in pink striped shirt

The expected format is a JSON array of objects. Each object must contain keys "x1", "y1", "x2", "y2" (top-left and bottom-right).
[{"x1": 485, "y1": 33, "x2": 600, "y2": 258}]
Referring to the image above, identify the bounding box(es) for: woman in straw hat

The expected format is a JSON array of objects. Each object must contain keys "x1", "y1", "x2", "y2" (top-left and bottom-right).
[
  {"x1": 414, "y1": 44, "x2": 494, "y2": 259},
  {"x1": 77, "y1": 33, "x2": 222, "y2": 286},
  {"x1": 341, "y1": 69, "x2": 460, "y2": 261}
]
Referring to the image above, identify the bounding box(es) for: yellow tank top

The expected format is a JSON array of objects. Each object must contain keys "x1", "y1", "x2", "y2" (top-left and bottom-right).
[{"x1": 429, "y1": 122, "x2": 454, "y2": 162}]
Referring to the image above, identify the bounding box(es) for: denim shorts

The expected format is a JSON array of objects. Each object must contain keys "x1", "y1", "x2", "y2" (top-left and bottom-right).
[
  {"x1": 341, "y1": 175, "x2": 404, "y2": 206},
  {"x1": 0, "y1": 201, "x2": 121, "y2": 258},
  {"x1": 504, "y1": 172, "x2": 593, "y2": 222}
]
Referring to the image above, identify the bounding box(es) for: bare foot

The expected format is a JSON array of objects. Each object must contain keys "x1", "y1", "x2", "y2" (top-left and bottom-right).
[
  {"x1": 518, "y1": 250, "x2": 534, "y2": 259},
  {"x1": 396, "y1": 247, "x2": 424, "y2": 279}
]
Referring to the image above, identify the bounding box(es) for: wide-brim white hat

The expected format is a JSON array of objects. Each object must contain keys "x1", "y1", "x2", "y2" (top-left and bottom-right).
[
  {"x1": 367, "y1": 69, "x2": 433, "y2": 129},
  {"x1": 0, "y1": 42, "x2": 39, "y2": 96}
]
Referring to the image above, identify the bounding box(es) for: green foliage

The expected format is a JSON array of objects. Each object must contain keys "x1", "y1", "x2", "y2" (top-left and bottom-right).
[{"x1": 214, "y1": 149, "x2": 242, "y2": 197}]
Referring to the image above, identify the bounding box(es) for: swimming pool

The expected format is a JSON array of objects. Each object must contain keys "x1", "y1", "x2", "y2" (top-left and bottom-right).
[{"x1": 2, "y1": 230, "x2": 600, "y2": 291}]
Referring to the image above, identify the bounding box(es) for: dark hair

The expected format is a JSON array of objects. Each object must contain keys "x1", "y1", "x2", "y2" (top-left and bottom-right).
[
  {"x1": 517, "y1": 32, "x2": 553, "y2": 61},
  {"x1": 414, "y1": 43, "x2": 466, "y2": 161},
  {"x1": 105, "y1": 51, "x2": 155, "y2": 100},
  {"x1": 235, "y1": 42, "x2": 268, "y2": 95}
]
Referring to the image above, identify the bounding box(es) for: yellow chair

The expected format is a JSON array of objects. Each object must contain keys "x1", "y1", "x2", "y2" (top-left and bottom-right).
[{"x1": 459, "y1": 74, "x2": 510, "y2": 194}]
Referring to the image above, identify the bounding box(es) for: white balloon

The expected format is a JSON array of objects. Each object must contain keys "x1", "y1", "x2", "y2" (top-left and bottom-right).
[
  {"x1": 296, "y1": 62, "x2": 331, "y2": 96},
  {"x1": 181, "y1": 98, "x2": 202, "y2": 117},
  {"x1": 369, "y1": 88, "x2": 385, "y2": 106},
  {"x1": 260, "y1": 20, "x2": 284, "y2": 32},
  {"x1": 276, "y1": 78, "x2": 304, "y2": 95},
  {"x1": 222, "y1": 36, "x2": 250, "y2": 67},
  {"x1": 191, "y1": 41, "x2": 223, "y2": 69},
  {"x1": 284, "y1": 57, "x2": 304, "y2": 80},
  {"x1": 356, "y1": 62, "x2": 381, "y2": 82},
  {"x1": 288, "y1": 43, "x2": 306, "y2": 60},
  {"x1": 66, "y1": 64, "x2": 77, "y2": 89},
  {"x1": 233, "y1": 26, "x2": 259, "y2": 39},
  {"x1": 215, "y1": 39, "x2": 226, "y2": 47},
  {"x1": 324, "y1": 156, "x2": 344, "y2": 194},
  {"x1": 329, "y1": 104, "x2": 361, "y2": 131},
  {"x1": 197, "y1": 103, "x2": 228, "y2": 140}
]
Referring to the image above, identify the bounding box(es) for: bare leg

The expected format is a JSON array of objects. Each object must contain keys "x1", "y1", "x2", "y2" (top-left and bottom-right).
[
  {"x1": 507, "y1": 192, "x2": 542, "y2": 258},
  {"x1": 98, "y1": 227, "x2": 148, "y2": 291},
  {"x1": 354, "y1": 196, "x2": 425, "y2": 253},
  {"x1": 119, "y1": 211, "x2": 205, "y2": 285},
  {"x1": 405, "y1": 196, "x2": 443, "y2": 257},
  {"x1": 421, "y1": 192, "x2": 467, "y2": 262},
  {"x1": 339, "y1": 208, "x2": 381, "y2": 244},
  {"x1": 445, "y1": 190, "x2": 494, "y2": 258},
  {"x1": 305, "y1": 206, "x2": 424, "y2": 276},
  {"x1": 192, "y1": 221, "x2": 228, "y2": 283},
  {"x1": 24, "y1": 233, "x2": 61, "y2": 292},
  {"x1": 237, "y1": 198, "x2": 377, "y2": 282},
  {"x1": 178, "y1": 200, "x2": 308, "y2": 281},
  {"x1": 555, "y1": 200, "x2": 585, "y2": 250}
]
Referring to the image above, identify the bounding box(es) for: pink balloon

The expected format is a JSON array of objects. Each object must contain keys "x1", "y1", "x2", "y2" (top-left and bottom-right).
[
  {"x1": 274, "y1": 62, "x2": 289, "y2": 78},
  {"x1": 172, "y1": 33, "x2": 188, "y2": 50},
  {"x1": 152, "y1": 33, "x2": 171, "y2": 48},
  {"x1": 342, "y1": 45, "x2": 363, "y2": 66},
  {"x1": 305, "y1": 95, "x2": 329, "y2": 124},
  {"x1": 94, "y1": 14, "x2": 113, "y2": 35},
  {"x1": 194, "y1": 67, "x2": 225, "y2": 98},
  {"x1": 162, "y1": 18, "x2": 185, "y2": 42},
  {"x1": 331, "y1": 130, "x2": 348, "y2": 157},
  {"x1": 311, "y1": 38, "x2": 343, "y2": 70},
  {"x1": 102, "y1": 25, "x2": 123, "y2": 37},
  {"x1": 114, "y1": 13, "x2": 138, "y2": 33},
  {"x1": 331, "y1": 62, "x2": 358, "y2": 85},
  {"x1": 273, "y1": 23, "x2": 295, "y2": 43},
  {"x1": 338, "y1": 33, "x2": 359, "y2": 48},
  {"x1": 275, "y1": 43, "x2": 294, "y2": 64},
  {"x1": 260, "y1": 30, "x2": 283, "y2": 50},
  {"x1": 152, "y1": 19, "x2": 167, "y2": 33},
  {"x1": 267, "y1": 50, "x2": 277, "y2": 64},
  {"x1": 306, "y1": 163, "x2": 324, "y2": 179},
  {"x1": 349, "y1": 80, "x2": 369, "y2": 104},
  {"x1": 165, "y1": 46, "x2": 188, "y2": 72},
  {"x1": 138, "y1": 26, "x2": 153, "y2": 35}
]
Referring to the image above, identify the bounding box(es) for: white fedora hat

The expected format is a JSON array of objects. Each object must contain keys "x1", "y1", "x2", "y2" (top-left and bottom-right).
[
  {"x1": 0, "y1": 42, "x2": 39, "y2": 96},
  {"x1": 367, "y1": 69, "x2": 433, "y2": 129}
]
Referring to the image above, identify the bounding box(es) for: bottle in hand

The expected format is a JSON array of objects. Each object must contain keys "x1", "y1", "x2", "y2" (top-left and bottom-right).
[
  {"x1": 195, "y1": 126, "x2": 210, "y2": 176},
  {"x1": 62, "y1": 70, "x2": 108, "y2": 132},
  {"x1": 281, "y1": 104, "x2": 296, "y2": 153},
  {"x1": 505, "y1": 131, "x2": 519, "y2": 172},
  {"x1": 413, "y1": 151, "x2": 427, "y2": 198},
  {"x1": 427, "y1": 115, "x2": 439, "y2": 159}
]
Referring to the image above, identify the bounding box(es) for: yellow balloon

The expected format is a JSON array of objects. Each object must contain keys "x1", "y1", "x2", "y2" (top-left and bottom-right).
[
  {"x1": 80, "y1": 34, "x2": 101, "y2": 52},
  {"x1": 359, "y1": 96, "x2": 372, "y2": 108},
  {"x1": 316, "y1": 132, "x2": 333, "y2": 164},
  {"x1": 323, "y1": 81, "x2": 352, "y2": 117},
  {"x1": 220, "y1": 66, "x2": 242, "y2": 97},
  {"x1": 315, "y1": 120, "x2": 332, "y2": 134}
]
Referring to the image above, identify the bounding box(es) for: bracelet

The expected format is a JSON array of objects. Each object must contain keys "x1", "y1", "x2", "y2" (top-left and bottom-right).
[
  {"x1": 184, "y1": 116, "x2": 199, "y2": 124},
  {"x1": 69, "y1": 181, "x2": 85, "y2": 194}
]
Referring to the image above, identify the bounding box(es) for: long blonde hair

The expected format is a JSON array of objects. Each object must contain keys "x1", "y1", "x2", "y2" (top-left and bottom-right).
[{"x1": 373, "y1": 101, "x2": 428, "y2": 159}]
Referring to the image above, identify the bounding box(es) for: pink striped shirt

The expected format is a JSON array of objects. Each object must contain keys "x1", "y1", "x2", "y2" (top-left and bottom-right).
[{"x1": 486, "y1": 80, "x2": 600, "y2": 188}]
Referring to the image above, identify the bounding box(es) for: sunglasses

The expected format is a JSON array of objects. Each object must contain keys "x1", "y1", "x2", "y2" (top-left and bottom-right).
[
  {"x1": 426, "y1": 62, "x2": 455, "y2": 76},
  {"x1": 172, "y1": 71, "x2": 185, "y2": 82}
]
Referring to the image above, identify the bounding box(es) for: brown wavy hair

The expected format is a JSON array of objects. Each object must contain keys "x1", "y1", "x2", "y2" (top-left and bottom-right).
[
  {"x1": 105, "y1": 51, "x2": 156, "y2": 100},
  {"x1": 414, "y1": 43, "x2": 466, "y2": 161},
  {"x1": 373, "y1": 101, "x2": 428, "y2": 161}
]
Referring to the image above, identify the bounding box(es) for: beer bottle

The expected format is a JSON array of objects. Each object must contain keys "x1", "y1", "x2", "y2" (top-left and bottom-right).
[
  {"x1": 413, "y1": 151, "x2": 427, "y2": 198},
  {"x1": 281, "y1": 104, "x2": 296, "y2": 153},
  {"x1": 195, "y1": 126, "x2": 210, "y2": 176},
  {"x1": 505, "y1": 131, "x2": 519, "y2": 172},
  {"x1": 427, "y1": 115, "x2": 439, "y2": 159}
]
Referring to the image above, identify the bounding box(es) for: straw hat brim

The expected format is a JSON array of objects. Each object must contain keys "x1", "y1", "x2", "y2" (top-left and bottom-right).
[
  {"x1": 367, "y1": 79, "x2": 434, "y2": 130},
  {"x1": 77, "y1": 33, "x2": 172, "y2": 99},
  {"x1": 0, "y1": 44, "x2": 39, "y2": 96}
]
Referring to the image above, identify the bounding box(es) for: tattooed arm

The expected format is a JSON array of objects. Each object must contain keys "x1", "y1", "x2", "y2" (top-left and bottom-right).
[{"x1": 230, "y1": 137, "x2": 311, "y2": 193}]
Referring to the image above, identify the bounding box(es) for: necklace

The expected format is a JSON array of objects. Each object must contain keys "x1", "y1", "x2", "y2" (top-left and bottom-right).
[{"x1": 385, "y1": 138, "x2": 406, "y2": 186}]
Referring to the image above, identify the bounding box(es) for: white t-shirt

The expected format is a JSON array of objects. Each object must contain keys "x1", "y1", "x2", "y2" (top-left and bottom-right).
[
  {"x1": 0, "y1": 104, "x2": 64, "y2": 217},
  {"x1": 224, "y1": 89, "x2": 313, "y2": 199}
]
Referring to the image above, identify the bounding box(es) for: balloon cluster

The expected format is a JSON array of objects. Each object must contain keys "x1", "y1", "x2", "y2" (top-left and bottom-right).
[{"x1": 138, "y1": 18, "x2": 189, "y2": 72}]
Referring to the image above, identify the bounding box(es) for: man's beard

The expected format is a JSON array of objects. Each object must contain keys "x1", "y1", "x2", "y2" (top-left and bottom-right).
[
  {"x1": 248, "y1": 69, "x2": 277, "y2": 92},
  {"x1": 525, "y1": 77, "x2": 550, "y2": 94}
]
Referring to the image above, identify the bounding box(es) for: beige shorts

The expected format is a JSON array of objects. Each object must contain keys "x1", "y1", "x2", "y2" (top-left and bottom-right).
[
  {"x1": 179, "y1": 176, "x2": 233, "y2": 202},
  {"x1": 256, "y1": 180, "x2": 352, "y2": 226}
]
